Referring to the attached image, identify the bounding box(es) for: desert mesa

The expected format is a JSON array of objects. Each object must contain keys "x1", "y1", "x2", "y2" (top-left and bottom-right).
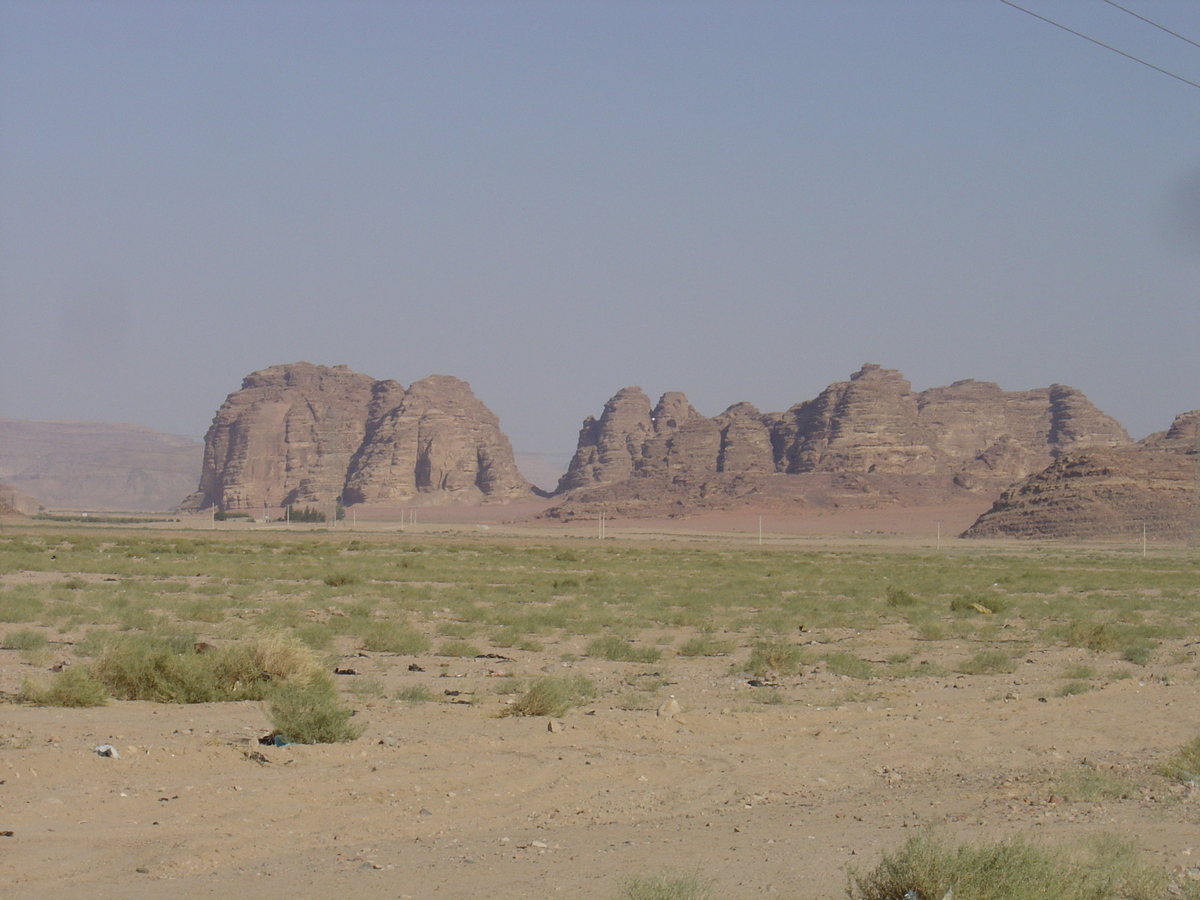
[{"x1": 173, "y1": 361, "x2": 1198, "y2": 540}]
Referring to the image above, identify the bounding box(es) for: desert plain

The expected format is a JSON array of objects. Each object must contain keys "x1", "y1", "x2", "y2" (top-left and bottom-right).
[{"x1": 1, "y1": 505, "x2": 1199, "y2": 900}]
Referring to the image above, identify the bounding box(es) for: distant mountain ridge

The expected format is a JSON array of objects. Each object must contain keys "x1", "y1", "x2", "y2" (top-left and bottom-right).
[
  {"x1": 545, "y1": 364, "x2": 1131, "y2": 518},
  {"x1": 0, "y1": 419, "x2": 202, "y2": 511}
]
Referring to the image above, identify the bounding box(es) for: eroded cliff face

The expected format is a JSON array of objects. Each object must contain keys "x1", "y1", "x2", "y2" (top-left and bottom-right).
[
  {"x1": 343, "y1": 375, "x2": 530, "y2": 504},
  {"x1": 180, "y1": 363, "x2": 532, "y2": 511},
  {"x1": 547, "y1": 364, "x2": 1132, "y2": 518},
  {"x1": 964, "y1": 410, "x2": 1199, "y2": 540}
]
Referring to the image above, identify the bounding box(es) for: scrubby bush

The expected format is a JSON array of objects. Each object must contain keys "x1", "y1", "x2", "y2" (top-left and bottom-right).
[
  {"x1": 885, "y1": 586, "x2": 918, "y2": 607},
  {"x1": 850, "y1": 832, "x2": 1167, "y2": 900},
  {"x1": 956, "y1": 649, "x2": 1018, "y2": 676},
  {"x1": 587, "y1": 635, "x2": 661, "y2": 663},
  {"x1": 90, "y1": 633, "x2": 326, "y2": 703},
  {"x1": 1162, "y1": 736, "x2": 1200, "y2": 783},
  {"x1": 677, "y1": 636, "x2": 734, "y2": 657},
  {"x1": 266, "y1": 678, "x2": 362, "y2": 743},
  {"x1": 20, "y1": 666, "x2": 108, "y2": 707},
  {"x1": 825, "y1": 651, "x2": 874, "y2": 679},
  {"x1": 617, "y1": 872, "x2": 711, "y2": 900},
  {"x1": 746, "y1": 640, "x2": 804, "y2": 677},
  {"x1": 357, "y1": 620, "x2": 429, "y2": 655},
  {"x1": 502, "y1": 675, "x2": 595, "y2": 717}
]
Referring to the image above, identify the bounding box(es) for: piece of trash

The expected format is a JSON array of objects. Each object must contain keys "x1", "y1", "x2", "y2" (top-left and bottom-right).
[
  {"x1": 0, "y1": 831, "x2": 13, "y2": 837},
  {"x1": 94, "y1": 744, "x2": 119, "y2": 759},
  {"x1": 273, "y1": 734, "x2": 292, "y2": 747}
]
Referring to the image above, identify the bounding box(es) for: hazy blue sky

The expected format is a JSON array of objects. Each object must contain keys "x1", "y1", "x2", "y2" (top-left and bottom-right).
[{"x1": 2, "y1": 0, "x2": 1198, "y2": 468}]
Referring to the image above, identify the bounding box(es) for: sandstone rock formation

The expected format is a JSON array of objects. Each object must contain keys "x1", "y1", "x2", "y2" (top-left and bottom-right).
[
  {"x1": 343, "y1": 375, "x2": 531, "y2": 504},
  {"x1": 0, "y1": 419, "x2": 202, "y2": 512},
  {"x1": 181, "y1": 363, "x2": 533, "y2": 512},
  {"x1": 547, "y1": 364, "x2": 1131, "y2": 519},
  {"x1": 964, "y1": 410, "x2": 1199, "y2": 540}
]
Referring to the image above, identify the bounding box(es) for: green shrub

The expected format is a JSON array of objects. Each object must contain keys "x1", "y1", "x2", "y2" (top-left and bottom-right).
[
  {"x1": 19, "y1": 666, "x2": 108, "y2": 707},
  {"x1": 1056, "y1": 680, "x2": 1092, "y2": 697},
  {"x1": 323, "y1": 572, "x2": 359, "y2": 587},
  {"x1": 90, "y1": 633, "x2": 325, "y2": 703},
  {"x1": 1066, "y1": 621, "x2": 1117, "y2": 653},
  {"x1": 885, "y1": 586, "x2": 918, "y2": 607},
  {"x1": 1061, "y1": 664, "x2": 1095, "y2": 680},
  {"x1": 2, "y1": 629, "x2": 47, "y2": 651},
  {"x1": 395, "y1": 685, "x2": 434, "y2": 703},
  {"x1": 266, "y1": 678, "x2": 362, "y2": 743},
  {"x1": 746, "y1": 640, "x2": 804, "y2": 677},
  {"x1": 436, "y1": 639, "x2": 482, "y2": 658},
  {"x1": 825, "y1": 651, "x2": 874, "y2": 680},
  {"x1": 358, "y1": 621, "x2": 429, "y2": 655},
  {"x1": 1161, "y1": 736, "x2": 1200, "y2": 783},
  {"x1": 587, "y1": 635, "x2": 661, "y2": 663},
  {"x1": 617, "y1": 872, "x2": 711, "y2": 900},
  {"x1": 849, "y1": 832, "x2": 1167, "y2": 900},
  {"x1": 502, "y1": 675, "x2": 595, "y2": 717},
  {"x1": 1120, "y1": 638, "x2": 1156, "y2": 666},
  {"x1": 950, "y1": 596, "x2": 1004, "y2": 615},
  {"x1": 677, "y1": 636, "x2": 734, "y2": 657},
  {"x1": 957, "y1": 649, "x2": 1017, "y2": 676}
]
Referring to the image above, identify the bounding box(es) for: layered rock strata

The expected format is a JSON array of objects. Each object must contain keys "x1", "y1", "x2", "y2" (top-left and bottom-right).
[
  {"x1": 181, "y1": 363, "x2": 532, "y2": 512},
  {"x1": 548, "y1": 364, "x2": 1130, "y2": 518},
  {"x1": 964, "y1": 410, "x2": 1199, "y2": 540}
]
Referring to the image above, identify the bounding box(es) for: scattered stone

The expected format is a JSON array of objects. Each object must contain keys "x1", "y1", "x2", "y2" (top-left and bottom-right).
[
  {"x1": 407, "y1": 663, "x2": 424, "y2": 672},
  {"x1": 547, "y1": 720, "x2": 564, "y2": 733},
  {"x1": 657, "y1": 697, "x2": 682, "y2": 718},
  {"x1": 334, "y1": 668, "x2": 357, "y2": 675}
]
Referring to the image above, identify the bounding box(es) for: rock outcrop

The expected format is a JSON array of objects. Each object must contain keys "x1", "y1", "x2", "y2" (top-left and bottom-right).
[
  {"x1": 343, "y1": 375, "x2": 531, "y2": 504},
  {"x1": 964, "y1": 410, "x2": 1198, "y2": 540},
  {"x1": 181, "y1": 363, "x2": 533, "y2": 512},
  {"x1": 547, "y1": 364, "x2": 1131, "y2": 519}
]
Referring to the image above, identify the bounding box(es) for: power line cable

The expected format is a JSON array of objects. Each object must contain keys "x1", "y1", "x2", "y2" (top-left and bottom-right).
[
  {"x1": 997, "y1": 0, "x2": 1200, "y2": 92},
  {"x1": 1099, "y1": 0, "x2": 1200, "y2": 53}
]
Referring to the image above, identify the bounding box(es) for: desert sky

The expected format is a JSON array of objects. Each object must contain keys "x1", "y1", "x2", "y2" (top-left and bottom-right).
[{"x1": 2, "y1": 0, "x2": 1198, "y2": 467}]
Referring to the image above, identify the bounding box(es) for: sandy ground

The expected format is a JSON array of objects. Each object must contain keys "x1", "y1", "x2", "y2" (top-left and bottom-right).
[
  {"x1": 3, "y1": 507, "x2": 1198, "y2": 898},
  {"x1": 4, "y1": 626, "x2": 1200, "y2": 898}
]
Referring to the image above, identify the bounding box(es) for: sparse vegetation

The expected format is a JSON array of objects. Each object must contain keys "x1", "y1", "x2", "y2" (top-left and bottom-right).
[
  {"x1": 746, "y1": 640, "x2": 804, "y2": 677},
  {"x1": 1161, "y1": 736, "x2": 1200, "y2": 783},
  {"x1": 824, "y1": 650, "x2": 874, "y2": 680},
  {"x1": 266, "y1": 678, "x2": 362, "y2": 743},
  {"x1": 587, "y1": 635, "x2": 661, "y2": 663},
  {"x1": 617, "y1": 872, "x2": 711, "y2": 900},
  {"x1": 501, "y1": 675, "x2": 595, "y2": 717},
  {"x1": 849, "y1": 832, "x2": 1169, "y2": 900},
  {"x1": 19, "y1": 666, "x2": 108, "y2": 707},
  {"x1": 957, "y1": 649, "x2": 1018, "y2": 676}
]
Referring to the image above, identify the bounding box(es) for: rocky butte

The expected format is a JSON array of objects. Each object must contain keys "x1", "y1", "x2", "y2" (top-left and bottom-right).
[
  {"x1": 180, "y1": 363, "x2": 533, "y2": 512},
  {"x1": 964, "y1": 409, "x2": 1199, "y2": 541},
  {"x1": 547, "y1": 364, "x2": 1131, "y2": 518}
]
